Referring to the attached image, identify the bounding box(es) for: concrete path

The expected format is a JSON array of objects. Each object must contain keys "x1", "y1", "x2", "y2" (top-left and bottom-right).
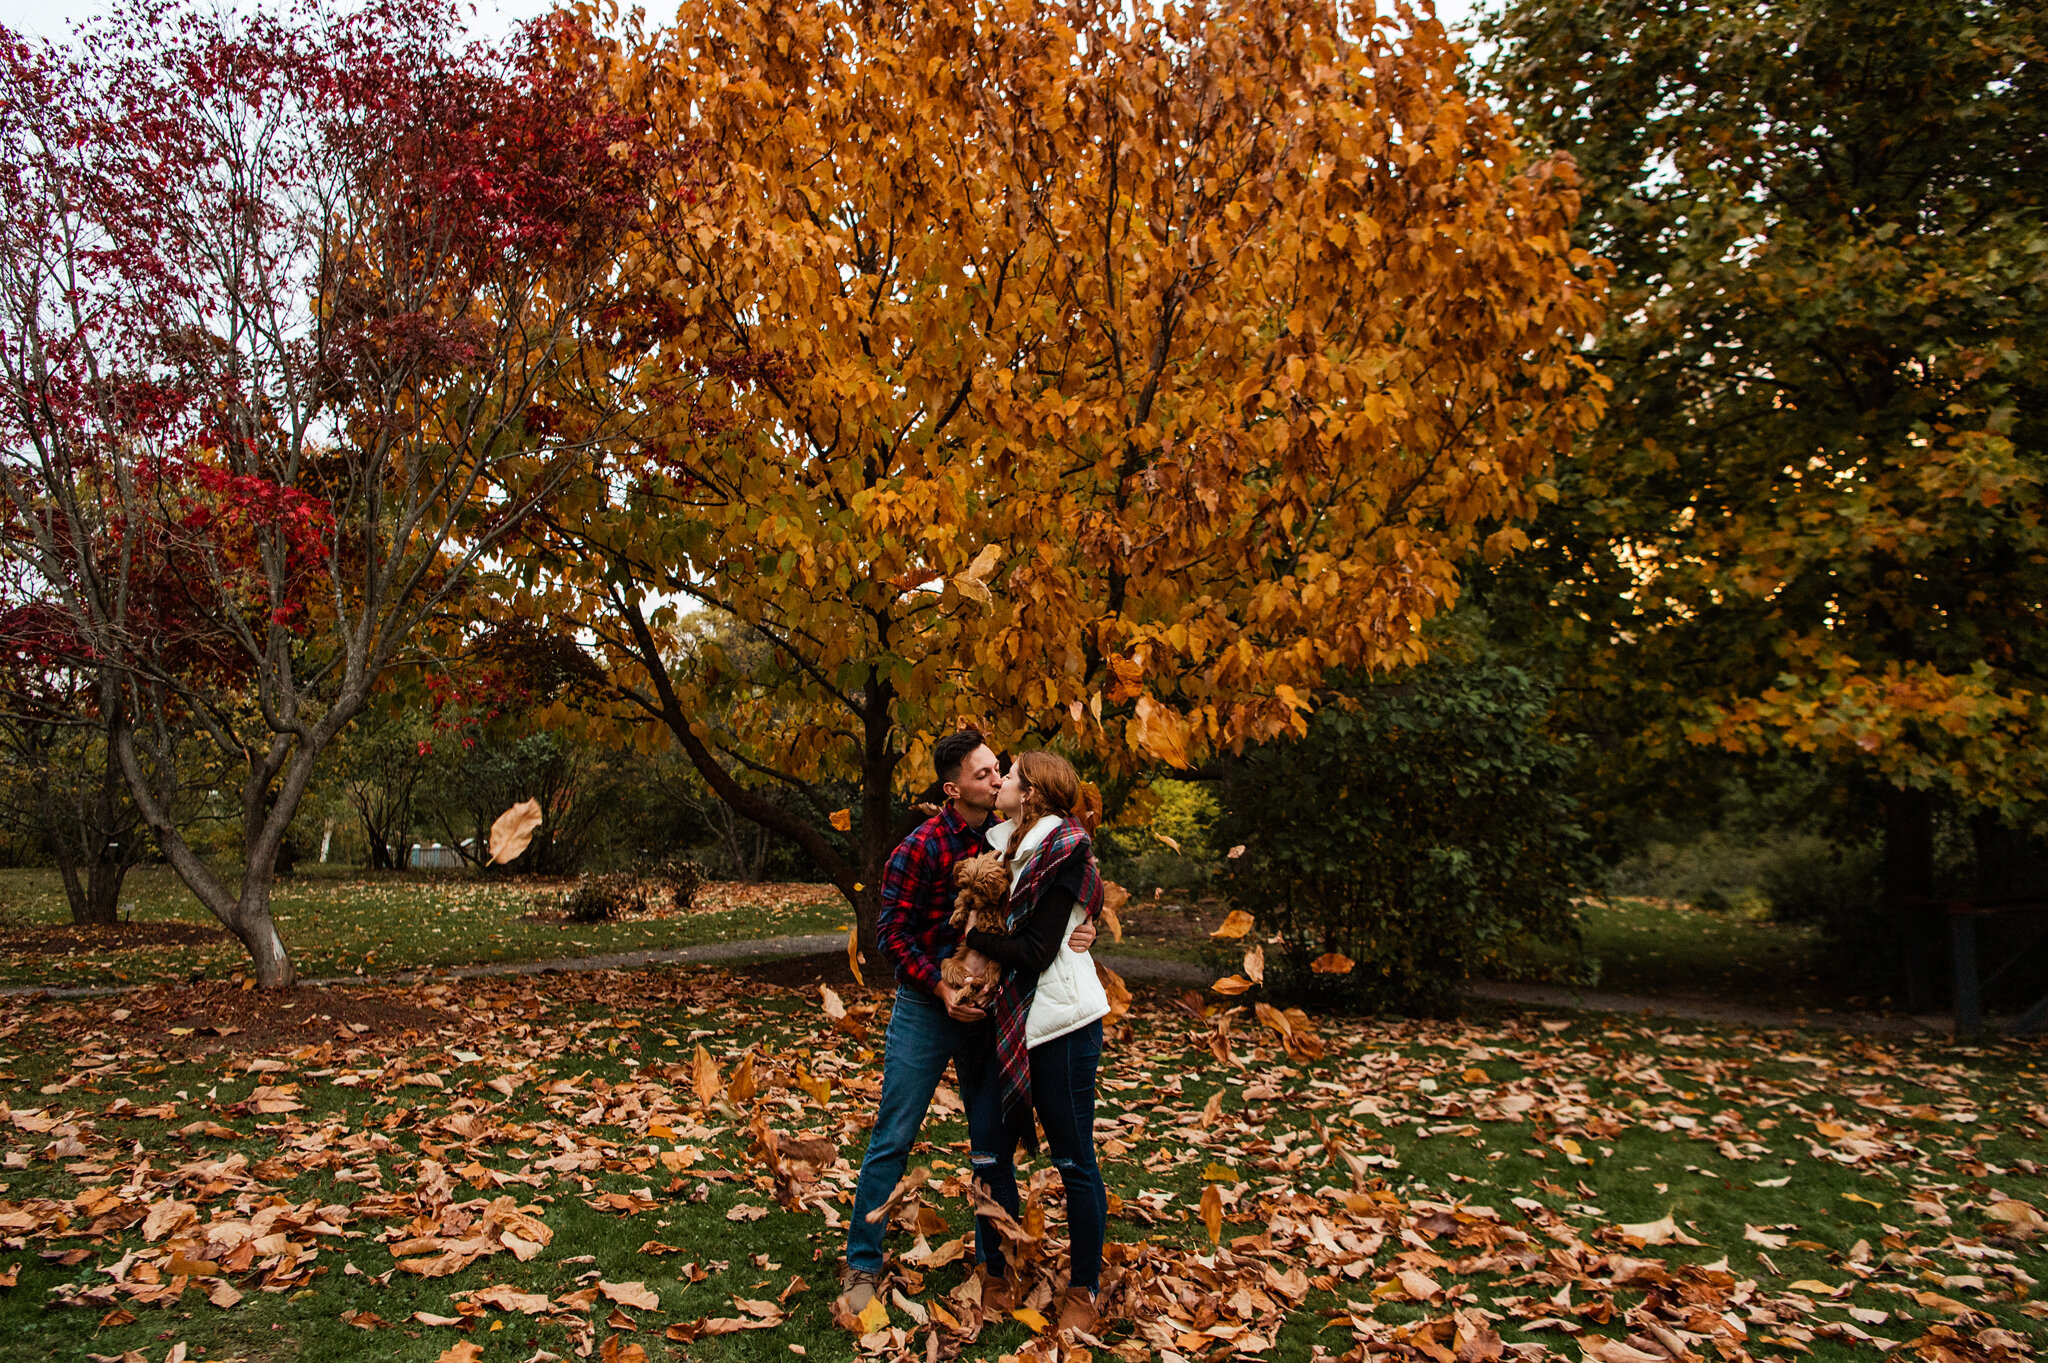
[
  {"x1": 0, "y1": 932, "x2": 1981, "y2": 1037},
  {"x1": 1464, "y1": 979, "x2": 1954, "y2": 1037}
]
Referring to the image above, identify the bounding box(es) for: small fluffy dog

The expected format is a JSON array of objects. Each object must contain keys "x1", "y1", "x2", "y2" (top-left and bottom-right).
[{"x1": 940, "y1": 851, "x2": 1010, "y2": 1007}]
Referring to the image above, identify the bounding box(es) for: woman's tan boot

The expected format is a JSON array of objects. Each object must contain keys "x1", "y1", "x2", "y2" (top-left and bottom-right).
[{"x1": 1055, "y1": 1285, "x2": 1099, "y2": 1333}]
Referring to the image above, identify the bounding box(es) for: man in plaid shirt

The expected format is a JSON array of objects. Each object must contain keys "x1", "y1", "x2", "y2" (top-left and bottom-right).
[{"x1": 838, "y1": 728, "x2": 1094, "y2": 1319}]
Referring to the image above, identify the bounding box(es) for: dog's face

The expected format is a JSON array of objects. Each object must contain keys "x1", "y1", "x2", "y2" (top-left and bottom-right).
[{"x1": 952, "y1": 852, "x2": 1008, "y2": 910}]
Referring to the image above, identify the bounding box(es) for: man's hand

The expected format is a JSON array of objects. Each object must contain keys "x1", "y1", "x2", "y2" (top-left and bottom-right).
[
  {"x1": 935, "y1": 981, "x2": 986, "y2": 1023},
  {"x1": 1068, "y1": 919, "x2": 1097, "y2": 952}
]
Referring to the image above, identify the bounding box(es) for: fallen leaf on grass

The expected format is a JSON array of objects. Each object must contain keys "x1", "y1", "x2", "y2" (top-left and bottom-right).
[
  {"x1": 470, "y1": 1285, "x2": 552, "y2": 1314},
  {"x1": 600, "y1": 1281, "x2": 659, "y2": 1311},
  {"x1": 1615, "y1": 1214, "x2": 1703, "y2": 1247}
]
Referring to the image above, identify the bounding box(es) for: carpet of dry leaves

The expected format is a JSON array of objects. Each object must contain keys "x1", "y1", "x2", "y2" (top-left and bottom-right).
[{"x1": 0, "y1": 965, "x2": 2041, "y2": 1363}]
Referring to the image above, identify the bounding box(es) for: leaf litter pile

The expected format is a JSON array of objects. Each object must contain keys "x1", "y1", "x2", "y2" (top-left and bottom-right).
[{"x1": 0, "y1": 968, "x2": 2041, "y2": 1363}]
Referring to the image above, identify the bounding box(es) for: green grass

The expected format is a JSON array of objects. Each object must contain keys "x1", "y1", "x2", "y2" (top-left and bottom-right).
[
  {"x1": 0, "y1": 867, "x2": 850, "y2": 990},
  {"x1": 0, "y1": 966, "x2": 2041, "y2": 1363},
  {"x1": 1565, "y1": 897, "x2": 1849, "y2": 1007}
]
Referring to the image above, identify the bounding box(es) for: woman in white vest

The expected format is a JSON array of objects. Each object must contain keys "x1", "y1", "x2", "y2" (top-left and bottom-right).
[{"x1": 961, "y1": 750, "x2": 1111, "y2": 1335}]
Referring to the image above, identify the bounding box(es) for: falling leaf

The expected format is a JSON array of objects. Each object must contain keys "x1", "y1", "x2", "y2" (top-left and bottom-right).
[
  {"x1": 1130, "y1": 696, "x2": 1191, "y2": 769},
  {"x1": 1226, "y1": 844, "x2": 1246, "y2": 858},
  {"x1": 1243, "y1": 944, "x2": 1264, "y2": 984},
  {"x1": 1310, "y1": 952, "x2": 1355, "y2": 974},
  {"x1": 726, "y1": 1051, "x2": 757, "y2": 1103},
  {"x1": 1211, "y1": 975, "x2": 1254, "y2": 995},
  {"x1": 1097, "y1": 963, "x2": 1132, "y2": 1026},
  {"x1": 828, "y1": 808, "x2": 852, "y2": 832},
  {"x1": 963, "y1": 543, "x2": 1002, "y2": 582},
  {"x1": 1100, "y1": 880, "x2": 1129, "y2": 941},
  {"x1": 1211, "y1": 910, "x2": 1254, "y2": 940},
  {"x1": 488, "y1": 800, "x2": 544, "y2": 865},
  {"x1": 692, "y1": 1045, "x2": 721, "y2": 1109},
  {"x1": 1153, "y1": 830, "x2": 1183, "y2": 854},
  {"x1": 1200, "y1": 1183, "x2": 1223, "y2": 1244},
  {"x1": 794, "y1": 1067, "x2": 831, "y2": 1105}
]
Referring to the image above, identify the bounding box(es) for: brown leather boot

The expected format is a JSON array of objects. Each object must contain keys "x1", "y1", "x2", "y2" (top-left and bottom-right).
[
  {"x1": 1055, "y1": 1284, "x2": 1099, "y2": 1333},
  {"x1": 833, "y1": 1265, "x2": 884, "y2": 1326}
]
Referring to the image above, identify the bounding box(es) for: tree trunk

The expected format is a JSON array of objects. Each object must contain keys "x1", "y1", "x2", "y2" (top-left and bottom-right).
[
  {"x1": 44, "y1": 794, "x2": 123, "y2": 926},
  {"x1": 853, "y1": 692, "x2": 901, "y2": 989},
  {"x1": 84, "y1": 856, "x2": 128, "y2": 927},
  {"x1": 1883, "y1": 785, "x2": 1939, "y2": 1011},
  {"x1": 228, "y1": 875, "x2": 296, "y2": 990},
  {"x1": 112, "y1": 709, "x2": 301, "y2": 990}
]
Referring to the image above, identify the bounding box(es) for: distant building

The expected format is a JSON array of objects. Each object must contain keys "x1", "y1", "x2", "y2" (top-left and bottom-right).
[{"x1": 409, "y1": 841, "x2": 469, "y2": 870}]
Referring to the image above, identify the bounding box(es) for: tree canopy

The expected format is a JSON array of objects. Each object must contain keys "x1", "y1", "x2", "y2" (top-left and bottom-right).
[
  {"x1": 0, "y1": 0, "x2": 652, "y2": 984},
  {"x1": 1478, "y1": 0, "x2": 2048, "y2": 998},
  {"x1": 527, "y1": 0, "x2": 1608, "y2": 945}
]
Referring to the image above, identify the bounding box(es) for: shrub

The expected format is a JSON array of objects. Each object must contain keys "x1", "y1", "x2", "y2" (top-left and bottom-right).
[
  {"x1": 639, "y1": 857, "x2": 706, "y2": 911},
  {"x1": 1215, "y1": 660, "x2": 1594, "y2": 1014},
  {"x1": 562, "y1": 872, "x2": 645, "y2": 923}
]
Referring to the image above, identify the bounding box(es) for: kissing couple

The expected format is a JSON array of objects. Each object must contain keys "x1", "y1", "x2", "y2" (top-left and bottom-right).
[{"x1": 837, "y1": 728, "x2": 1113, "y2": 1336}]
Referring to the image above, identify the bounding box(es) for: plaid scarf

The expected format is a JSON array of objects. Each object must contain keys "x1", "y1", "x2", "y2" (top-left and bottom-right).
[{"x1": 991, "y1": 817, "x2": 1104, "y2": 1121}]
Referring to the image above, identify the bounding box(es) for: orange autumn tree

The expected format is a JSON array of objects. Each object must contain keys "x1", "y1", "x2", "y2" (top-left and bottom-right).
[{"x1": 532, "y1": 0, "x2": 1607, "y2": 947}]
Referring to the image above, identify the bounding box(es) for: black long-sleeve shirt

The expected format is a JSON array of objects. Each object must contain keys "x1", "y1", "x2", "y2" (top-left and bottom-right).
[{"x1": 965, "y1": 850, "x2": 1089, "y2": 975}]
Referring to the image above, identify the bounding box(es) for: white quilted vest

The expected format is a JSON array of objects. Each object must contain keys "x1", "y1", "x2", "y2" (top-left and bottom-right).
[{"x1": 985, "y1": 815, "x2": 1111, "y2": 1048}]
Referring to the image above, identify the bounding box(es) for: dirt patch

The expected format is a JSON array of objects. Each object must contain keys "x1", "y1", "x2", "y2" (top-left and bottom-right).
[
  {"x1": 518, "y1": 879, "x2": 844, "y2": 926},
  {"x1": 0, "y1": 920, "x2": 228, "y2": 957},
  {"x1": 16, "y1": 981, "x2": 460, "y2": 1055},
  {"x1": 1114, "y1": 895, "x2": 1234, "y2": 947},
  {"x1": 728, "y1": 949, "x2": 865, "y2": 993}
]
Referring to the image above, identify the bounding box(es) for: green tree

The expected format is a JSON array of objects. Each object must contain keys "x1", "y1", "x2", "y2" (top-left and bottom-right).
[
  {"x1": 1215, "y1": 657, "x2": 1593, "y2": 1013},
  {"x1": 1479, "y1": 0, "x2": 2048, "y2": 1002}
]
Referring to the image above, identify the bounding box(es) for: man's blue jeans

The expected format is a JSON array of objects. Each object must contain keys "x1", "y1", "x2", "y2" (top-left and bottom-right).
[{"x1": 846, "y1": 985, "x2": 995, "y2": 1274}]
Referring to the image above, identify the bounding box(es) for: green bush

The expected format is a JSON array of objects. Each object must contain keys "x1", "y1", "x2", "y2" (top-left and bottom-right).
[{"x1": 1215, "y1": 660, "x2": 1594, "y2": 1014}]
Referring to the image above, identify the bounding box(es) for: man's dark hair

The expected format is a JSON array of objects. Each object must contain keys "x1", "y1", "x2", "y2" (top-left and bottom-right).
[{"x1": 933, "y1": 727, "x2": 988, "y2": 787}]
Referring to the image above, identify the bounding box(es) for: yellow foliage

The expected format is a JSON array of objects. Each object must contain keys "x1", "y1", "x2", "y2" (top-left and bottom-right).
[{"x1": 533, "y1": 0, "x2": 1606, "y2": 917}]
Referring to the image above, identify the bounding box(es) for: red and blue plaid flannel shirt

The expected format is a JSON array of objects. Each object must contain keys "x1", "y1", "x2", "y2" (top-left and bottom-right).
[{"x1": 876, "y1": 804, "x2": 990, "y2": 995}]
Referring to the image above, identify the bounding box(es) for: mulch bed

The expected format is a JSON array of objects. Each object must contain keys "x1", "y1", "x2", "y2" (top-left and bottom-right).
[
  {"x1": 17, "y1": 981, "x2": 459, "y2": 1056},
  {"x1": 0, "y1": 920, "x2": 228, "y2": 957}
]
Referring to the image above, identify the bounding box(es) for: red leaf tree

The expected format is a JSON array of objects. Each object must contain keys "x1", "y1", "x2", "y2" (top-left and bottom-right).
[{"x1": 0, "y1": 0, "x2": 658, "y2": 985}]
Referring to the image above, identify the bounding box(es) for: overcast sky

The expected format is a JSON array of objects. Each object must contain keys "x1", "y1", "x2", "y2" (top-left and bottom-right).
[{"x1": 1, "y1": 0, "x2": 1480, "y2": 45}]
